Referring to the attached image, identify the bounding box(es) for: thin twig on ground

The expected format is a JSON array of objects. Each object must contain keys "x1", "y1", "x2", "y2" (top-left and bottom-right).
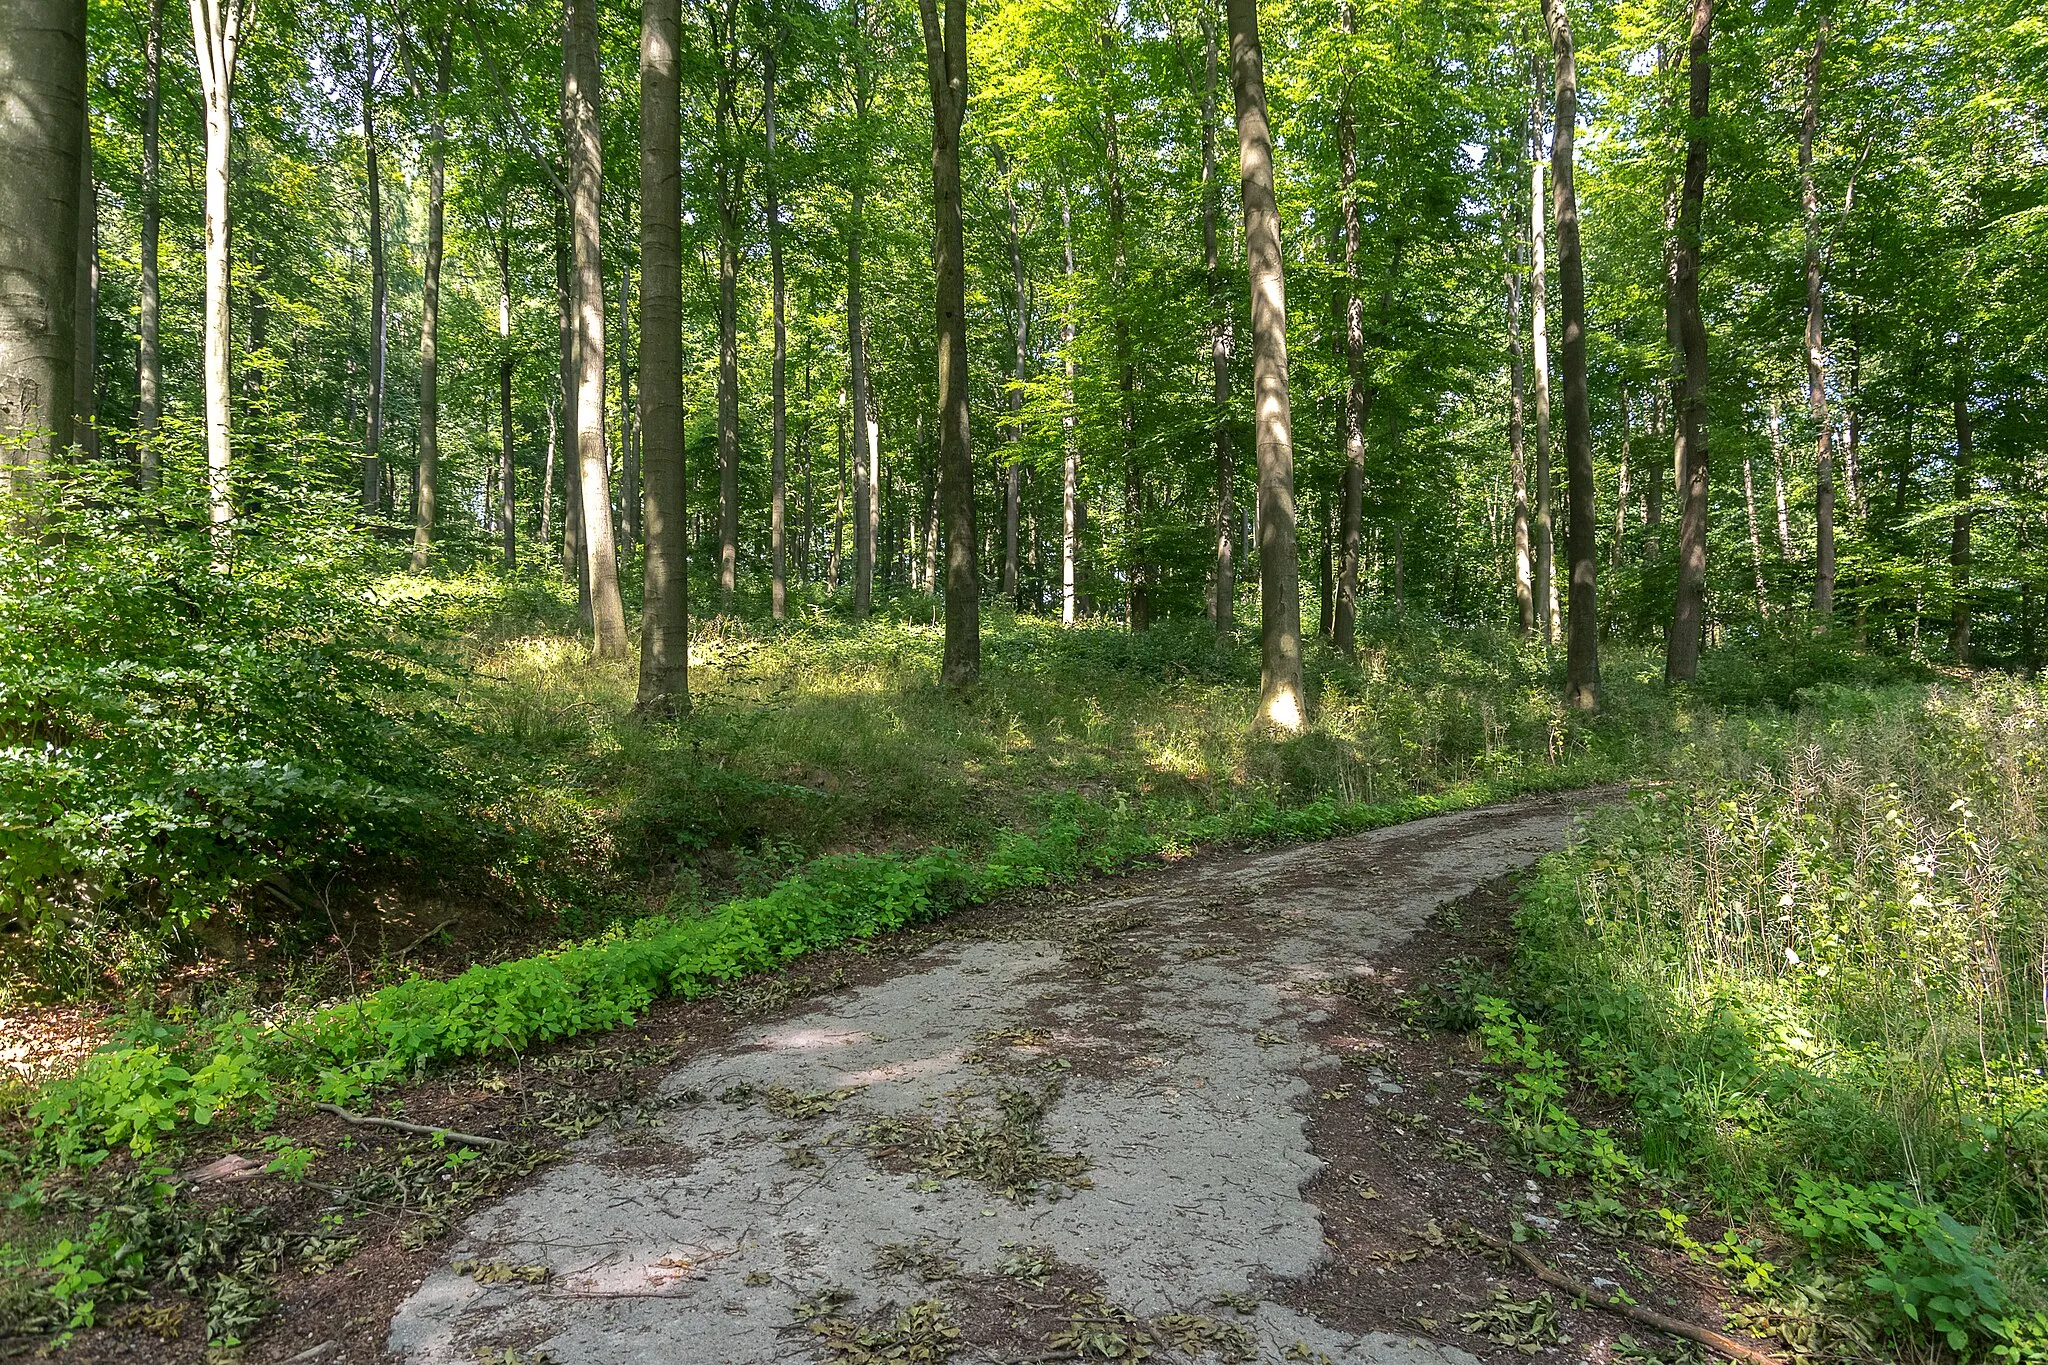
[
  {"x1": 1457, "y1": 1222, "x2": 1783, "y2": 1365},
  {"x1": 314, "y1": 1102, "x2": 509, "y2": 1148}
]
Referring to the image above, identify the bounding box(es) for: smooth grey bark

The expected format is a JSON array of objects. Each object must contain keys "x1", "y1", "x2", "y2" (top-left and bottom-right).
[
  {"x1": 1061, "y1": 187, "x2": 1080, "y2": 626},
  {"x1": 1612, "y1": 385, "x2": 1631, "y2": 568},
  {"x1": 638, "y1": 0, "x2": 689, "y2": 713},
  {"x1": 137, "y1": 0, "x2": 163, "y2": 487},
  {"x1": 1201, "y1": 3, "x2": 1233, "y2": 636},
  {"x1": 1743, "y1": 445, "x2": 1767, "y2": 615},
  {"x1": 1665, "y1": 0, "x2": 1715, "y2": 683},
  {"x1": 998, "y1": 147, "x2": 1025, "y2": 605},
  {"x1": 1529, "y1": 134, "x2": 1556, "y2": 645},
  {"x1": 1545, "y1": 0, "x2": 1599, "y2": 709},
  {"x1": 1227, "y1": 0, "x2": 1304, "y2": 731},
  {"x1": 1801, "y1": 21, "x2": 1835, "y2": 621},
  {"x1": 712, "y1": 0, "x2": 741, "y2": 613},
  {"x1": 1100, "y1": 84, "x2": 1144, "y2": 632},
  {"x1": 73, "y1": 96, "x2": 96, "y2": 459},
  {"x1": 567, "y1": 0, "x2": 628, "y2": 658},
  {"x1": 1504, "y1": 195, "x2": 1532, "y2": 634},
  {"x1": 1951, "y1": 354, "x2": 1972, "y2": 666},
  {"x1": 361, "y1": 12, "x2": 387, "y2": 513},
  {"x1": 412, "y1": 31, "x2": 452, "y2": 571},
  {"x1": 1333, "y1": 1, "x2": 1364, "y2": 657},
  {"x1": 765, "y1": 31, "x2": 788, "y2": 620},
  {"x1": 619, "y1": 267, "x2": 636, "y2": 548},
  {"x1": 497, "y1": 226, "x2": 516, "y2": 569},
  {"x1": 919, "y1": 0, "x2": 979, "y2": 683},
  {"x1": 192, "y1": 0, "x2": 249, "y2": 549},
  {"x1": 0, "y1": 0, "x2": 86, "y2": 503}
]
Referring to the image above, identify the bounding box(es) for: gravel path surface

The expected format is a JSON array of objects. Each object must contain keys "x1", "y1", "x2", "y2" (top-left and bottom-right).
[{"x1": 386, "y1": 791, "x2": 1606, "y2": 1364}]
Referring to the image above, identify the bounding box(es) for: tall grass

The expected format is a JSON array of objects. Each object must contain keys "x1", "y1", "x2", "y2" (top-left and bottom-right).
[{"x1": 1518, "y1": 679, "x2": 2048, "y2": 1312}]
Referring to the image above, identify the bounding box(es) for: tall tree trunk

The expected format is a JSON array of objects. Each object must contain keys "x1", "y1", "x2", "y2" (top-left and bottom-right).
[
  {"x1": 136, "y1": 0, "x2": 164, "y2": 487},
  {"x1": 848, "y1": 213, "x2": 875, "y2": 619},
  {"x1": 1333, "y1": 1, "x2": 1366, "y2": 657},
  {"x1": 1102, "y1": 90, "x2": 1143, "y2": 632},
  {"x1": 1, "y1": 0, "x2": 87, "y2": 506},
  {"x1": 800, "y1": 339, "x2": 814, "y2": 580},
  {"x1": 712, "y1": 0, "x2": 742, "y2": 613},
  {"x1": 848, "y1": 0, "x2": 875, "y2": 620},
  {"x1": 1505, "y1": 196, "x2": 1533, "y2": 633},
  {"x1": 918, "y1": 0, "x2": 979, "y2": 683},
  {"x1": 497, "y1": 228, "x2": 516, "y2": 569},
  {"x1": 1800, "y1": 21, "x2": 1835, "y2": 621},
  {"x1": 638, "y1": 0, "x2": 688, "y2": 712},
  {"x1": 1769, "y1": 399, "x2": 1792, "y2": 552},
  {"x1": 361, "y1": 13, "x2": 387, "y2": 514},
  {"x1": 1061, "y1": 189, "x2": 1080, "y2": 626},
  {"x1": 765, "y1": 32, "x2": 788, "y2": 620},
  {"x1": 1545, "y1": 0, "x2": 1599, "y2": 707},
  {"x1": 998, "y1": 147, "x2": 1025, "y2": 606},
  {"x1": 1612, "y1": 386, "x2": 1631, "y2": 569},
  {"x1": 1228, "y1": 0, "x2": 1303, "y2": 730},
  {"x1": 619, "y1": 266, "x2": 637, "y2": 547},
  {"x1": 192, "y1": 0, "x2": 247, "y2": 551},
  {"x1": 1743, "y1": 447, "x2": 1767, "y2": 615},
  {"x1": 411, "y1": 31, "x2": 453, "y2": 571},
  {"x1": 556, "y1": 197, "x2": 590, "y2": 624},
  {"x1": 73, "y1": 98, "x2": 96, "y2": 459},
  {"x1": 542, "y1": 397, "x2": 558, "y2": 545},
  {"x1": 1202, "y1": 4, "x2": 1234, "y2": 637},
  {"x1": 568, "y1": 0, "x2": 628, "y2": 658},
  {"x1": 1529, "y1": 130, "x2": 1557, "y2": 647},
  {"x1": 1951, "y1": 352, "x2": 1972, "y2": 666},
  {"x1": 1664, "y1": 0, "x2": 1715, "y2": 682},
  {"x1": 829, "y1": 398, "x2": 845, "y2": 589}
]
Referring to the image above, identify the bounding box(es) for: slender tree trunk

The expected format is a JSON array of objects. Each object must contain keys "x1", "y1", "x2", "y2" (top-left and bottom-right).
[
  {"x1": 1801, "y1": 21, "x2": 1835, "y2": 620},
  {"x1": 1664, "y1": 0, "x2": 1716, "y2": 683},
  {"x1": 1545, "y1": 0, "x2": 1598, "y2": 707},
  {"x1": 1530, "y1": 143, "x2": 1557, "y2": 647},
  {"x1": 192, "y1": 0, "x2": 246, "y2": 552},
  {"x1": 1, "y1": 0, "x2": 86, "y2": 505},
  {"x1": 1333, "y1": 2, "x2": 1366, "y2": 657},
  {"x1": 411, "y1": 32, "x2": 453, "y2": 571},
  {"x1": 73, "y1": 98, "x2": 96, "y2": 459},
  {"x1": 830, "y1": 399, "x2": 845, "y2": 588},
  {"x1": 542, "y1": 396, "x2": 558, "y2": 545},
  {"x1": 1611, "y1": 385, "x2": 1631, "y2": 568},
  {"x1": 1102, "y1": 91, "x2": 1143, "y2": 632},
  {"x1": 556, "y1": 197, "x2": 589, "y2": 623},
  {"x1": 135, "y1": 0, "x2": 164, "y2": 487},
  {"x1": 1769, "y1": 399, "x2": 1792, "y2": 553},
  {"x1": 1062, "y1": 189, "x2": 1080, "y2": 626},
  {"x1": 618, "y1": 266, "x2": 637, "y2": 547},
  {"x1": 849, "y1": 212, "x2": 875, "y2": 619},
  {"x1": 712, "y1": 0, "x2": 742, "y2": 613},
  {"x1": 1505, "y1": 199, "x2": 1533, "y2": 633},
  {"x1": 998, "y1": 148, "x2": 1025, "y2": 606},
  {"x1": 638, "y1": 0, "x2": 688, "y2": 712},
  {"x1": 1202, "y1": 5, "x2": 1234, "y2": 637},
  {"x1": 1951, "y1": 352, "x2": 1972, "y2": 666},
  {"x1": 1228, "y1": 0, "x2": 1303, "y2": 730},
  {"x1": 800, "y1": 341, "x2": 814, "y2": 582},
  {"x1": 498, "y1": 231, "x2": 516, "y2": 569},
  {"x1": 568, "y1": 0, "x2": 628, "y2": 658},
  {"x1": 1743, "y1": 447, "x2": 1767, "y2": 615},
  {"x1": 361, "y1": 13, "x2": 387, "y2": 514},
  {"x1": 765, "y1": 34, "x2": 788, "y2": 619},
  {"x1": 919, "y1": 0, "x2": 979, "y2": 682}
]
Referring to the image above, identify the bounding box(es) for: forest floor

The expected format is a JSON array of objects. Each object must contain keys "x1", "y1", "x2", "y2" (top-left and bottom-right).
[{"x1": 49, "y1": 787, "x2": 1781, "y2": 1365}]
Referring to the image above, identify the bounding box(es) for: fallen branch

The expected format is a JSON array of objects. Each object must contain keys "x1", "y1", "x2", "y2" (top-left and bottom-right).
[
  {"x1": 1457, "y1": 1223, "x2": 1782, "y2": 1365},
  {"x1": 314, "y1": 1102, "x2": 508, "y2": 1149}
]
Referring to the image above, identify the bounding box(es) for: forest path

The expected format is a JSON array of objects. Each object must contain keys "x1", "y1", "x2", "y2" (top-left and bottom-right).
[{"x1": 384, "y1": 790, "x2": 1608, "y2": 1365}]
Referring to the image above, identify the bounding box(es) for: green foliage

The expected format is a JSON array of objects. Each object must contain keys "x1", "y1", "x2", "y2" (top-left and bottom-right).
[
  {"x1": 0, "y1": 459, "x2": 508, "y2": 993},
  {"x1": 1510, "y1": 678, "x2": 2048, "y2": 1354}
]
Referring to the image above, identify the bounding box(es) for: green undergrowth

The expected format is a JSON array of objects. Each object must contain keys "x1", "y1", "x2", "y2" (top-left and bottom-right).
[
  {"x1": 1501, "y1": 677, "x2": 2048, "y2": 1359},
  {"x1": 11, "y1": 761, "x2": 1609, "y2": 1172}
]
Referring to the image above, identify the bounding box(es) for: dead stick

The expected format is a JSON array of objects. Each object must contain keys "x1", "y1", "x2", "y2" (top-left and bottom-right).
[
  {"x1": 1457, "y1": 1223, "x2": 1782, "y2": 1365},
  {"x1": 315, "y1": 1102, "x2": 508, "y2": 1149}
]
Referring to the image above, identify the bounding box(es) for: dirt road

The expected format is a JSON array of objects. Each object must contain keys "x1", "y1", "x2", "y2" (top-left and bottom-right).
[{"x1": 380, "y1": 791, "x2": 1607, "y2": 1364}]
